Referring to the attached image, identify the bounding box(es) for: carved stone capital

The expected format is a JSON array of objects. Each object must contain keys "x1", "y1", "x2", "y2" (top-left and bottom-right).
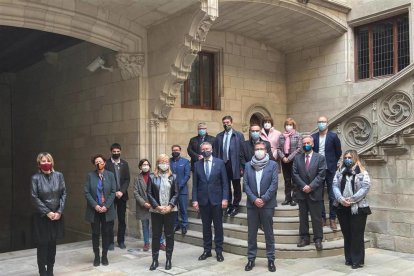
[
  {"x1": 149, "y1": 119, "x2": 160, "y2": 128},
  {"x1": 116, "y1": 53, "x2": 145, "y2": 80}
]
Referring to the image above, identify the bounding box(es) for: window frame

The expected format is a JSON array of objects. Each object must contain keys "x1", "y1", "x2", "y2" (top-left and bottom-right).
[
  {"x1": 354, "y1": 13, "x2": 409, "y2": 81},
  {"x1": 181, "y1": 51, "x2": 216, "y2": 110}
]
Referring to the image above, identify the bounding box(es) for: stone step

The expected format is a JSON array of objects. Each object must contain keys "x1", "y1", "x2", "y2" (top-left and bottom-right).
[
  {"x1": 186, "y1": 217, "x2": 343, "y2": 244},
  {"x1": 174, "y1": 230, "x2": 367, "y2": 259}
]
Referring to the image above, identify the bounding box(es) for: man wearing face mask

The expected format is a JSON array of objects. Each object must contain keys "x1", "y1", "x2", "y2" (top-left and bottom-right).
[
  {"x1": 105, "y1": 143, "x2": 130, "y2": 250},
  {"x1": 311, "y1": 116, "x2": 342, "y2": 231},
  {"x1": 187, "y1": 122, "x2": 216, "y2": 172},
  {"x1": 240, "y1": 124, "x2": 274, "y2": 170},
  {"x1": 292, "y1": 136, "x2": 326, "y2": 251},
  {"x1": 213, "y1": 115, "x2": 245, "y2": 217},
  {"x1": 169, "y1": 145, "x2": 190, "y2": 234},
  {"x1": 243, "y1": 141, "x2": 278, "y2": 272},
  {"x1": 193, "y1": 142, "x2": 228, "y2": 262}
]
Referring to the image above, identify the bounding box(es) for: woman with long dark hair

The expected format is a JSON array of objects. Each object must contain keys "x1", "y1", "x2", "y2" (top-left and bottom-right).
[
  {"x1": 333, "y1": 150, "x2": 371, "y2": 269},
  {"x1": 31, "y1": 152, "x2": 66, "y2": 276}
]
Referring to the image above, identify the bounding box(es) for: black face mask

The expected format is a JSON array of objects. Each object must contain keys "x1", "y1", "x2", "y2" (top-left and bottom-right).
[
  {"x1": 112, "y1": 153, "x2": 120, "y2": 160},
  {"x1": 172, "y1": 152, "x2": 180, "y2": 158},
  {"x1": 202, "y1": 150, "x2": 212, "y2": 158}
]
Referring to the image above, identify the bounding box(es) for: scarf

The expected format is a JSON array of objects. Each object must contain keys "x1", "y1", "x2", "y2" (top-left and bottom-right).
[
  {"x1": 283, "y1": 129, "x2": 296, "y2": 154},
  {"x1": 142, "y1": 171, "x2": 149, "y2": 184},
  {"x1": 251, "y1": 153, "x2": 269, "y2": 171},
  {"x1": 340, "y1": 166, "x2": 361, "y2": 214},
  {"x1": 159, "y1": 173, "x2": 171, "y2": 207}
]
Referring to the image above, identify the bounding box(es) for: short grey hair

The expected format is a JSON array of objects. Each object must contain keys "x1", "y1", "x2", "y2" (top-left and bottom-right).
[
  {"x1": 200, "y1": 141, "x2": 212, "y2": 149},
  {"x1": 198, "y1": 122, "x2": 207, "y2": 128},
  {"x1": 302, "y1": 135, "x2": 314, "y2": 143}
]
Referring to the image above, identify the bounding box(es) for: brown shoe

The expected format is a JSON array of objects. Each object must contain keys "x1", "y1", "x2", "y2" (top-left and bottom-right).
[{"x1": 330, "y1": 219, "x2": 337, "y2": 231}]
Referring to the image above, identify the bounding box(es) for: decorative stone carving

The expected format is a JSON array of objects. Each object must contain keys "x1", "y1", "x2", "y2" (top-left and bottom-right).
[
  {"x1": 344, "y1": 116, "x2": 372, "y2": 147},
  {"x1": 382, "y1": 135, "x2": 398, "y2": 145},
  {"x1": 149, "y1": 119, "x2": 160, "y2": 128},
  {"x1": 379, "y1": 91, "x2": 412, "y2": 126},
  {"x1": 360, "y1": 146, "x2": 378, "y2": 157},
  {"x1": 403, "y1": 125, "x2": 414, "y2": 135},
  {"x1": 116, "y1": 53, "x2": 145, "y2": 80}
]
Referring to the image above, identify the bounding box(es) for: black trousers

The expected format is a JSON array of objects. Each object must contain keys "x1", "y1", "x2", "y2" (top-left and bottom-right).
[
  {"x1": 37, "y1": 241, "x2": 56, "y2": 273},
  {"x1": 91, "y1": 212, "x2": 114, "y2": 253},
  {"x1": 225, "y1": 160, "x2": 241, "y2": 208},
  {"x1": 337, "y1": 207, "x2": 367, "y2": 265},
  {"x1": 247, "y1": 208, "x2": 275, "y2": 261},
  {"x1": 151, "y1": 212, "x2": 175, "y2": 255},
  {"x1": 298, "y1": 197, "x2": 323, "y2": 241},
  {"x1": 199, "y1": 203, "x2": 224, "y2": 253},
  {"x1": 110, "y1": 198, "x2": 127, "y2": 244},
  {"x1": 281, "y1": 159, "x2": 295, "y2": 202}
]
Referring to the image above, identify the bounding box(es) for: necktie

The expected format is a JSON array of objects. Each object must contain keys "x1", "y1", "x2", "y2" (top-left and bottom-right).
[
  {"x1": 223, "y1": 133, "x2": 229, "y2": 162},
  {"x1": 205, "y1": 160, "x2": 210, "y2": 180},
  {"x1": 305, "y1": 154, "x2": 310, "y2": 171}
]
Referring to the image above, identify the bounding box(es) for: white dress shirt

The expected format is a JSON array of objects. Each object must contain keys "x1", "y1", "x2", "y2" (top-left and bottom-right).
[
  {"x1": 255, "y1": 169, "x2": 263, "y2": 196},
  {"x1": 319, "y1": 134, "x2": 326, "y2": 156}
]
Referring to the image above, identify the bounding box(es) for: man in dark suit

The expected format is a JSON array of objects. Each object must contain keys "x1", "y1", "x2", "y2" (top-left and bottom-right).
[
  {"x1": 240, "y1": 124, "x2": 275, "y2": 169},
  {"x1": 311, "y1": 116, "x2": 342, "y2": 230},
  {"x1": 187, "y1": 122, "x2": 216, "y2": 171},
  {"x1": 192, "y1": 142, "x2": 228, "y2": 262},
  {"x1": 213, "y1": 115, "x2": 245, "y2": 216},
  {"x1": 105, "y1": 143, "x2": 130, "y2": 250},
  {"x1": 292, "y1": 135, "x2": 326, "y2": 251},
  {"x1": 243, "y1": 141, "x2": 278, "y2": 272}
]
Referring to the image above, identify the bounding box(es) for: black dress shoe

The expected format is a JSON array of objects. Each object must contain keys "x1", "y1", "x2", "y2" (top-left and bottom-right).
[
  {"x1": 281, "y1": 200, "x2": 290, "y2": 205},
  {"x1": 226, "y1": 207, "x2": 233, "y2": 215},
  {"x1": 352, "y1": 263, "x2": 363, "y2": 269},
  {"x1": 149, "y1": 260, "x2": 159, "y2": 270},
  {"x1": 230, "y1": 208, "x2": 239, "y2": 217},
  {"x1": 297, "y1": 239, "x2": 310, "y2": 247},
  {"x1": 345, "y1": 260, "x2": 352, "y2": 266},
  {"x1": 244, "y1": 260, "x2": 255, "y2": 271},
  {"x1": 181, "y1": 227, "x2": 187, "y2": 235},
  {"x1": 290, "y1": 200, "x2": 297, "y2": 206},
  {"x1": 198, "y1": 251, "x2": 212, "y2": 260},
  {"x1": 101, "y1": 256, "x2": 109, "y2": 266},
  {"x1": 118, "y1": 242, "x2": 126, "y2": 249},
  {"x1": 93, "y1": 255, "x2": 100, "y2": 267},
  {"x1": 268, "y1": 260, "x2": 276, "y2": 272},
  {"x1": 314, "y1": 239, "x2": 323, "y2": 251},
  {"x1": 165, "y1": 259, "x2": 172, "y2": 270},
  {"x1": 174, "y1": 225, "x2": 181, "y2": 232},
  {"x1": 216, "y1": 252, "x2": 224, "y2": 262}
]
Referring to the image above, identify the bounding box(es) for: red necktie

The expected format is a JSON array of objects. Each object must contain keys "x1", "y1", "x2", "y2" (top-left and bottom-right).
[{"x1": 305, "y1": 155, "x2": 310, "y2": 171}]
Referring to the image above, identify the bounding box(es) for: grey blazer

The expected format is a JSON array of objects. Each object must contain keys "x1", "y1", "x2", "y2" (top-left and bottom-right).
[
  {"x1": 292, "y1": 152, "x2": 326, "y2": 201},
  {"x1": 84, "y1": 170, "x2": 116, "y2": 223},
  {"x1": 243, "y1": 160, "x2": 278, "y2": 209},
  {"x1": 133, "y1": 173, "x2": 150, "y2": 220},
  {"x1": 332, "y1": 168, "x2": 371, "y2": 209}
]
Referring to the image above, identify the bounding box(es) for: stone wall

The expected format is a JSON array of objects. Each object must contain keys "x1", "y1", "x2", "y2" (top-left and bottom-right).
[
  {"x1": 11, "y1": 42, "x2": 141, "y2": 249},
  {"x1": 167, "y1": 30, "x2": 287, "y2": 152},
  {"x1": 0, "y1": 82, "x2": 12, "y2": 253}
]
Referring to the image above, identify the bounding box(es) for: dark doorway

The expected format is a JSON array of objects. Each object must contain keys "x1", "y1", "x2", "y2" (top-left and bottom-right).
[{"x1": 249, "y1": 112, "x2": 264, "y2": 126}]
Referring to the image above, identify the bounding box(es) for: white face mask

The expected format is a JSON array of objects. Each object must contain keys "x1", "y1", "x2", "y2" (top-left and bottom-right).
[
  {"x1": 158, "y1": 163, "x2": 169, "y2": 171},
  {"x1": 141, "y1": 165, "x2": 150, "y2": 173},
  {"x1": 285, "y1": 125, "x2": 293, "y2": 132},
  {"x1": 263, "y1": 123, "x2": 272, "y2": 130},
  {"x1": 254, "y1": 150, "x2": 266, "y2": 160}
]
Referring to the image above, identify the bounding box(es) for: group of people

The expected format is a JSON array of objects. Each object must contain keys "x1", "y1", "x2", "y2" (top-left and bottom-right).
[{"x1": 30, "y1": 115, "x2": 372, "y2": 275}]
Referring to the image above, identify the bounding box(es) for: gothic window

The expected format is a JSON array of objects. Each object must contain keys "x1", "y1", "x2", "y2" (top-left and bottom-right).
[
  {"x1": 181, "y1": 51, "x2": 219, "y2": 110},
  {"x1": 356, "y1": 13, "x2": 409, "y2": 80}
]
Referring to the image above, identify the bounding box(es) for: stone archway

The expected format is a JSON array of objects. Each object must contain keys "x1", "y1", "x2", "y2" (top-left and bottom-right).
[{"x1": 242, "y1": 104, "x2": 272, "y2": 133}]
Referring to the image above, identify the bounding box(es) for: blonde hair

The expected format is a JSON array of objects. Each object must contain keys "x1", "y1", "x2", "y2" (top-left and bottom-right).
[
  {"x1": 343, "y1": 150, "x2": 366, "y2": 173},
  {"x1": 36, "y1": 152, "x2": 55, "y2": 172},
  {"x1": 154, "y1": 153, "x2": 172, "y2": 177}
]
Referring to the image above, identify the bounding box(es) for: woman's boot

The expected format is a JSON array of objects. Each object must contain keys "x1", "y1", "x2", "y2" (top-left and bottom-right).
[
  {"x1": 165, "y1": 252, "x2": 172, "y2": 270},
  {"x1": 149, "y1": 253, "x2": 159, "y2": 270},
  {"x1": 93, "y1": 249, "x2": 100, "y2": 266}
]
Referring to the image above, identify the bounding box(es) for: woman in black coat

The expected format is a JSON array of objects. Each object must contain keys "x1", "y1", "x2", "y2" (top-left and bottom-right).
[
  {"x1": 147, "y1": 154, "x2": 178, "y2": 271},
  {"x1": 84, "y1": 154, "x2": 116, "y2": 267},
  {"x1": 31, "y1": 152, "x2": 66, "y2": 276}
]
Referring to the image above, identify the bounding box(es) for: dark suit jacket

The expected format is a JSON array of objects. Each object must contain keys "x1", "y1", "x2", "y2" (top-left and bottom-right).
[
  {"x1": 213, "y1": 130, "x2": 245, "y2": 179},
  {"x1": 292, "y1": 152, "x2": 326, "y2": 201},
  {"x1": 105, "y1": 158, "x2": 130, "y2": 200},
  {"x1": 147, "y1": 174, "x2": 179, "y2": 209},
  {"x1": 240, "y1": 139, "x2": 274, "y2": 169},
  {"x1": 311, "y1": 131, "x2": 342, "y2": 173},
  {"x1": 243, "y1": 160, "x2": 278, "y2": 209},
  {"x1": 192, "y1": 157, "x2": 229, "y2": 206},
  {"x1": 84, "y1": 170, "x2": 116, "y2": 223},
  {"x1": 187, "y1": 134, "x2": 216, "y2": 170}
]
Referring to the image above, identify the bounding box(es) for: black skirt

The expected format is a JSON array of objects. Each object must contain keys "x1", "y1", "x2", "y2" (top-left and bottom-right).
[{"x1": 32, "y1": 213, "x2": 65, "y2": 244}]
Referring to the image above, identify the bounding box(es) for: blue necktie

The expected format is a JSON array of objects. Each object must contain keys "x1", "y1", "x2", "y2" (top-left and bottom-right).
[
  {"x1": 223, "y1": 133, "x2": 229, "y2": 162},
  {"x1": 205, "y1": 160, "x2": 210, "y2": 180}
]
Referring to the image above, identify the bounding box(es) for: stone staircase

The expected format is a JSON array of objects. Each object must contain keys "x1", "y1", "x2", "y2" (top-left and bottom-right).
[{"x1": 174, "y1": 191, "x2": 363, "y2": 259}]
